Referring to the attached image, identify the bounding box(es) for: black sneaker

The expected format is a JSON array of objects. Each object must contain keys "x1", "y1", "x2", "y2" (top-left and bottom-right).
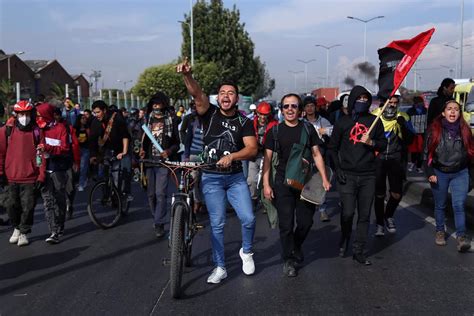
[
  {"x1": 154, "y1": 224, "x2": 165, "y2": 238},
  {"x1": 45, "y1": 233, "x2": 60, "y2": 244},
  {"x1": 352, "y1": 253, "x2": 372, "y2": 266},
  {"x1": 283, "y1": 260, "x2": 297, "y2": 277}
]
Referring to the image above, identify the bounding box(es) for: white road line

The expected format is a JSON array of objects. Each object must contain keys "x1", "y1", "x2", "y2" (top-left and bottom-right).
[
  {"x1": 398, "y1": 200, "x2": 457, "y2": 240},
  {"x1": 150, "y1": 279, "x2": 170, "y2": 315}
]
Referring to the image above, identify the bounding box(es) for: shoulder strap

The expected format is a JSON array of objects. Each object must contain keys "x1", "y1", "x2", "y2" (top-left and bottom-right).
[
  {"x1": 33, "y1": 127, "x2": 41, "y2": 146},
  {"x1": 299, "y1": 121, "x2": 310, "y2": 147},
  {"x1": 272, "y1": 124, "x2": 279, "y2": 153}
]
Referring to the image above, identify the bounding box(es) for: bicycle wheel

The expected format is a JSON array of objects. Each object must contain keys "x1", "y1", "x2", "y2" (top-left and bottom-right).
[
  {"x1": 121, "y1": 195, "x2": 131, "y2": 216},
  {"x1": 170, "y1": 203, "x2": 185, "y2": 298},
  {"x1": 184, "y1": 209, "x2": 195, "y2": 267},
  {"x1": 88, "y1": 181, "x2": 122, "y2": 229}
]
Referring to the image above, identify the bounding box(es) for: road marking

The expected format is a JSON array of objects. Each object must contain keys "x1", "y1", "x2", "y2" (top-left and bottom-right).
[
  {"x1": 399, "y1": 200, "x2": 473, "y2": 250},
  {"x1": 150, "y1": 279, "x2": 169, "y2": 315},
  {"x1": 398, "y1": 200, "x2": 457, "y2": 239}
]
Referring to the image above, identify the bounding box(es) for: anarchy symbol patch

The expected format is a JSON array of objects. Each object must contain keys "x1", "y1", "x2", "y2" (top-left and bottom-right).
[{"x1": 349, "y1": 122, "x2": 368, "y2": 144}]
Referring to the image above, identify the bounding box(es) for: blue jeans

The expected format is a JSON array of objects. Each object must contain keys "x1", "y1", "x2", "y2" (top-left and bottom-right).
[
  {"x1": 146, "y1": 167, "x2": 169, "y2": 226},
  {"x1": 431, "y1": 168, "x2": 469, "y2": 237},
  {"x1": 79, "y1": 148, "x2": 90, "y2": 187},
  {"x1": 201, "y1": 172, "x2": 256, "y2": 268}
]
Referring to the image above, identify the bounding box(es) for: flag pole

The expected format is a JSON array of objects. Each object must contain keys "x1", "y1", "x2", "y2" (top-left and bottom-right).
[{"x1": 367, "y1": 97, "x2": 391, "y2": 135}]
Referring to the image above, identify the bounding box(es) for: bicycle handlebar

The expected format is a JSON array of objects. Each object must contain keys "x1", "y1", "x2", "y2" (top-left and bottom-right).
[{"x1": 140, "y1": 159, "x2": 210, "y2": 168}]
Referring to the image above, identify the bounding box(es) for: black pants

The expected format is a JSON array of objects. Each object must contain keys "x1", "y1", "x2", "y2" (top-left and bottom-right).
[
  {"x1": 6, "y1": 183, "x2": 36, "y2": 234},
  {"x1": 374, "y1": 159, "x2": 403, "y2": 226},
  {"x1": 274, "y1": 182, "x2": 316, "y2": 261},
  {"x1": 337, "y1": 173, "x2": 376, "y2": 254}
]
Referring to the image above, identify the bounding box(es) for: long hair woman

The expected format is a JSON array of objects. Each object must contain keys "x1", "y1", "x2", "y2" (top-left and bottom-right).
[{"x1": 424, "y1": 100, "x2": 474, "y2": 252}]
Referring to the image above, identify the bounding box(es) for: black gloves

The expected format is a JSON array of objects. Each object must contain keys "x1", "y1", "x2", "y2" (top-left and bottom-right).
[{"x1": 336, "y1": 169, "x2": 347, "y2": 185}]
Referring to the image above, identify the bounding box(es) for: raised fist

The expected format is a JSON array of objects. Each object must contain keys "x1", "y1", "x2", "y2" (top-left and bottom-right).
[{"x1": 176, "y1": 57, "x2": 192, "y2": 75}]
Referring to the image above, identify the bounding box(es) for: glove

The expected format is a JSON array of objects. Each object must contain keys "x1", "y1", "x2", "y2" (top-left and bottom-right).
[
  {"x1": 397, "y1": 115, "x2": 406, "y2": 126},
  {"x1": 336, "y1": 169, "x2": 346, "y2": 185}
]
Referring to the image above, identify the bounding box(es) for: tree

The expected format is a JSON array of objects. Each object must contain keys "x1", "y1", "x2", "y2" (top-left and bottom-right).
[
  {"x1": 0, "y1": 79, "x2": 16, "y2": 111},
  {"x1": 132, "y1": 60, "x2": 222, "y2": 104},
  {"x1": 181, "y1": 0, "x2": 274, "y2": 96},
  {"x1": 252, "y1": 57, "x2": 275, "y2": 100},
  {"x1": 50, "y1": 83, "x2": 74, "y2": 101}
]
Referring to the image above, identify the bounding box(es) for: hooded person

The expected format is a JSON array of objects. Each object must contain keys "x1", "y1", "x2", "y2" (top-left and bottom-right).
[
  {"x1": 36, "y1": 103, "x2": 71, "y2": 244},
  {"x1": 0, "y1": 101, "x2": 45, "y2": 246},
  {"x1": 140, "y1": 92, "x2": 180, "y2": 238},
  {"x1": 327, "y1": 85, "x2": 387, "y2": 265},
  {"x1": 371, "y1": 95, "x2": 414, "y2": 237},
  {"x1": 427, "y1": 78, "x2": 455, "y2": 127}
]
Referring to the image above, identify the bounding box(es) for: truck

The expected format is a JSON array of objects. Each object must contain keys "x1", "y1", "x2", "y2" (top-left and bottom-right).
[{"x1": 453, "y1": 79, "x2": 474, "y2": 131}]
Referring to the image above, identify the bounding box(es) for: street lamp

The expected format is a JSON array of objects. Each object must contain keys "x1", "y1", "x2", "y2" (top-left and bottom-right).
[
  {"x1": 288, "y1": 70, "x2": 304, "y2": 91},
  {"x1": 117, "y1": 79, "x2": 133, "y2": 92},
  {"x1": 347, "y1": 16, "x2": 384, "y2": 62},
  {"x1": 440, "y1": 65, "x2": 455, "y2": 77},
  {"x1": 7, "y1": 51, "x2": 25, "y2": 80},
  {"x1": 315, "y1": 44, "x2": 342, "y2": 87},
  {"x1": 178, "y1": 1, "x2": 194, "y2": 66},
  {"x1": 296, "y1": 59, "x2": 316, "y2": 93},
  {"x1": 444, "y1": 43, "x2": 471, "y2": 78},
  {"x1": 117, "y1": 79, "x2": 133, "y2": 109}
]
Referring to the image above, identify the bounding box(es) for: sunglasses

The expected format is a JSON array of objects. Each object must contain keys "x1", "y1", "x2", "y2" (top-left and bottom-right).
[{"x1": 282, "y1": 103, "x2": 299, "y2": 110}]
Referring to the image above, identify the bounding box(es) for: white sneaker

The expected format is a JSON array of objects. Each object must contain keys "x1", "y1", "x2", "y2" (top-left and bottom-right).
[
  {"x1": 9, "y1": 228, "x2": 20, "y2": 244},
  {"x1": 206, "y1": 267, "x2": 227, "y2": 284},
  {"x1": 17, "y1": 233, "x2": 29, "y2": 246},
  {"x1": 239, "y1": 248, "x2": 255, "y2": 275},
  {"x1": 386, "y1": 217, "x2": 397, "y2": 233},
  {"x1": 375, "y1": 225, "x2": 385, "y2": 237},
  {"x1": 77, "y1": 186, "x2": 84, "y2": 192},
  {"x1": 407, "y1": 163, "x2": 415, "y2": 172}
]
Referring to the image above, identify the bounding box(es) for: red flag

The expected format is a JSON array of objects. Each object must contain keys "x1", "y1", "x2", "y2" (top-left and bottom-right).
[{"x1": 378, "y1": 28, "x2": 435, "y2": 99}]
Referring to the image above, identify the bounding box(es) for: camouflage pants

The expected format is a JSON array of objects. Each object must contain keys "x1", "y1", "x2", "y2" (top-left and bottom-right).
[
  {"x1": 6, "y1": 183, "x2": 37, "y2": 234},
  {"x1": 41, "y1": 171, "x2": 67, "y2": 234}
]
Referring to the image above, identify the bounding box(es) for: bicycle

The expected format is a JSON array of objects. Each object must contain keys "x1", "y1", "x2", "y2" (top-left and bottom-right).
[
  {"x1": 87, "y1": 154, "x2": 131, "y2": 229},
  {"x1": 140, "y1": 159, "x2": 212, "y2": 299}
]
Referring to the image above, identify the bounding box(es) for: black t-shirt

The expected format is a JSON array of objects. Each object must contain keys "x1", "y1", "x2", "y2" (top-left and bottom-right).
[
  {"x1": 264, "y1": 121, "x2": 322, "y2": 184},
  {"x1": 200, "y1": 106, "x2": 254, "y2": 173}
]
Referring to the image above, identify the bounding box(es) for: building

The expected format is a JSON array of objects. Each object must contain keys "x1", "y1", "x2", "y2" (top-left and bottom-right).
[{"x1": 0, "y1": 50, "x2": 89, "y2": 101}]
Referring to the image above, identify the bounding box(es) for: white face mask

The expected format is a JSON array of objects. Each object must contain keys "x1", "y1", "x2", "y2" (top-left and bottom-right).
[{"x1": 18, "y1": 115, "x2": 31, "y2": 126}]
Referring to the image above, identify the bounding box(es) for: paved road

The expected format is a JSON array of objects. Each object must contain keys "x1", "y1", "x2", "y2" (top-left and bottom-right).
[{"x1": 0, "y1": 181, "x2": 473, "y2": 315}]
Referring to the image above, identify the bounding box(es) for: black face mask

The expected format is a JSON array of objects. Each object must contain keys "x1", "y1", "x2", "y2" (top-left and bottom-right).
[{"x1": 354, "y1": 100, "x2": 370, "y2": 113}]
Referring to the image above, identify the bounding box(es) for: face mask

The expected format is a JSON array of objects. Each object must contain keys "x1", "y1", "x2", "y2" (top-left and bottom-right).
[
  {"x1": 383, "y1": 106, "x2": 398, "y2": 120},
  {"x1": 354, "y1": 100, "x2": 369, "y2": 114},
  {"x1": 36, "y1": 117, "x2": 47, "y2": 129},
  {"x1": 18, "y1": 115, "x2": 31, "y2": 126}
]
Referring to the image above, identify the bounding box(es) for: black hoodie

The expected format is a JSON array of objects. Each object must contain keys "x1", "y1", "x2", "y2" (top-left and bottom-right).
[{"x1": 327, "y1": 86, "x2": 387, "y2": 175}]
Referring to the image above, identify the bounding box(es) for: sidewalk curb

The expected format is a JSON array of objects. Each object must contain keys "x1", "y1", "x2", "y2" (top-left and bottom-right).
[{"x1": 402, "y1": 175, "x2": 474, "y2": 229}]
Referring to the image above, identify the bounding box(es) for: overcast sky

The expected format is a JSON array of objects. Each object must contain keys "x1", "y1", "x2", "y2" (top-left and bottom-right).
[{"x1": 1, "y1": 0, "x2": 473, "y2": 100}]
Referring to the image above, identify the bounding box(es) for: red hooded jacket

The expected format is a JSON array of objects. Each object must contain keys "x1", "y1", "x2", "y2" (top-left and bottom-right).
[
  {"x1": 36, "y1": 103, "x2": 71, "y2": 171},
  {"x1": 0, "y1": 121, "x2": 46, "y2": 183}
]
